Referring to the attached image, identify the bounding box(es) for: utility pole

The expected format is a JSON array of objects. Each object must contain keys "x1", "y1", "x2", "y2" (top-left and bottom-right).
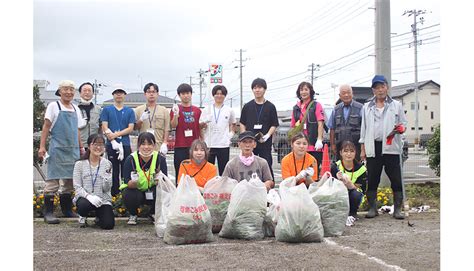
[
  {"x1": 235, "y1": 49, "x2": 247, "y2": 112},
  {"x1": 374, "y1": 0, "x2": 392, "y2": 87},
  {"x1": 308, "y1": 63, "x2": 320, "y2": 86},
  {"x1": 197, "y1": 69, "x2": 209, "y2": 108},
  {"x1": 404, "y1": 9, "x2": 426, "y2": 149}
]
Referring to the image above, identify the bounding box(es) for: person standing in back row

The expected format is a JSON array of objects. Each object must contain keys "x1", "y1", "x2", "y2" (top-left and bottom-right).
[
  {"x1": 77, "y1": 82, "x2": 102, "y2": 153},
  {"x1": 239, "y1": 78, "x2": 279, "y2": 179},
  {"x1": 170, "y1": 83, "x2": 202, "y2": 183}
]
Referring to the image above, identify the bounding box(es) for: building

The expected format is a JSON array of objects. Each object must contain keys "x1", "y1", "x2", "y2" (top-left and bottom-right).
[
  {"x1": 102, "y1": 92, "x2": 177, "y2": 109},
  {"x1": 34, "y1": 79, "x2": 81, "y2": 106},
  {"x1": 390, "y1": 80, "x2": 440, "y2": 144}
]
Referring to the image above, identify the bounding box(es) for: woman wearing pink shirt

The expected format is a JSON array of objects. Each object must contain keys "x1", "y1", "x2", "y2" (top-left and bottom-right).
[{"x1": 290, "y1": 82, "x2": 326, "y2": 170}]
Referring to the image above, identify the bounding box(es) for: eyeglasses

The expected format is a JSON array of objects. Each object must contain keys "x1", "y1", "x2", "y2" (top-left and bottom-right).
[{"x1": 91, "y1": 143, "x2": 105, "y2": 148}]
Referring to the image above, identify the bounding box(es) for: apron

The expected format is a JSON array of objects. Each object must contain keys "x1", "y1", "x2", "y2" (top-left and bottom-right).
[{"x1": 47, "y1": 101, "x2": 80, "y2": 180}]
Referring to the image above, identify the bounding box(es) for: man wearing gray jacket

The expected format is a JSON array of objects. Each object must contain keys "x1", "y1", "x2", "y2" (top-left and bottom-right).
[{"x1": 359, "y1": 75, "x2": 407, "y2": 220}]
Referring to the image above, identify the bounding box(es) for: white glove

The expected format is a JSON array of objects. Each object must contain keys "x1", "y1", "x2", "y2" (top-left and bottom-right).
[
  {"x1": 140, "y1": 110, "x2": 150, "y2": 121},
  {"x1": 78, "y1": 117, "x2": 88, "y2": 129},
  {"x1": 259, "y1": 133, "x2": 270, "y2": 143},
  {"x1": 295, "y1": 170, "x2": 308, "y2": 180},
  {"x1": 305, "y1": 167, "x2": 315, "y2": 177},
  {"x1": 172, "y1": 104, "x2": 179, "y2": 115},
  {"x1": 86, "y1": 194, "x2": 102, "y2": 208},
  {"x1": 160, "y1": 143, "x2": 168, "y2": 155},
  {"x1": 315, "y1": 139, "x2": 323, "y2": 151},
  {"x1": 111, "y1": 140, "x2": 121, "y2": 151},
  {"x1": 228, "y1": 131, "x2": 234, "y2": 139},
  {"x1": 117, "y1": 142, "x2": 124, "y2": 161}
]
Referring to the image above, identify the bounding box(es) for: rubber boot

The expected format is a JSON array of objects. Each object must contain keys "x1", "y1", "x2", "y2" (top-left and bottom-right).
[
  {"x1": 43, "y1": 195, "x2": 60, "y2": 224},
  {"x1": 60, "y1": 193, "x2": 78, "y2": 218},
  {"x1": 365, "y1": 190, "x2": 379, "y2": 218},
  {"x1": 392, "y1": 191, "x2": 405, "y2": 220}
]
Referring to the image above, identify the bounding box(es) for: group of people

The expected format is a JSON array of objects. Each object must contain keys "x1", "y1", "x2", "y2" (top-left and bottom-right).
[{"x1": 37, "y1": 74, "x2": 407, "y2": 229}]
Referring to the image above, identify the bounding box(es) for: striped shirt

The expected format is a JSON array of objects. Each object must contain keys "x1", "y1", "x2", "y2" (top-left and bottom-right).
[{"x1": 73, "y1": 157, "x2": 113, "y2": 205}]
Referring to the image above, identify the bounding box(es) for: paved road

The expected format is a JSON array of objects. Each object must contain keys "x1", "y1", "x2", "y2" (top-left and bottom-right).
[{"x1": 33, "y1": 211, "x2": 439, "y2": 270}]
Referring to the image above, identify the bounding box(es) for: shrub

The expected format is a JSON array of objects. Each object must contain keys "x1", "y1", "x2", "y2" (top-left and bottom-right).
[{"x1": 427, "y1": 124, "x2": 440, "y2": 177}]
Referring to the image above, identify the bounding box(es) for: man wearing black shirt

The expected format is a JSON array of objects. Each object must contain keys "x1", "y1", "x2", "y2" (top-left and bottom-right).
[{"x1": 239, "y1": 78, "x2": 279, "y2": 178}]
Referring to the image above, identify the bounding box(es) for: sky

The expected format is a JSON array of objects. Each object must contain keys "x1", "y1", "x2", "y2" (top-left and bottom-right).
[{"x1": 33, "y1": 0, "x2": 440, "y2": 112}]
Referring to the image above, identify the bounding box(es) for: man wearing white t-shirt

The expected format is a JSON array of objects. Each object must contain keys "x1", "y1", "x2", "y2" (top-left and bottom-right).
[
  {"x1": 200, "y1": 85, "x2": 236, "y2": 175},
  {"x1": 38, "y1": 80, "x2": 84, "y2": 224}
]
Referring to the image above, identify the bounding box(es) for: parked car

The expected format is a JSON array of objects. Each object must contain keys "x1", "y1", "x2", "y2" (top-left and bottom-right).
[{"x1": 419, "y1": 133, "x2": 433, "y2": 149}]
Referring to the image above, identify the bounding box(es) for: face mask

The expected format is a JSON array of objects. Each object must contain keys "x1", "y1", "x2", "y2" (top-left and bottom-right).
[
  {"x1": 239, "y1": 152, "x2": 255, "y2": 166},
  {"x1": 140, "y1": 150, "x2": 153, "y2": 158},
  {"x1": 193, "y1": 158, "x2": 203, "y2": 165},
  {"x1": 80, "y1": 98, "x2": 92, "y2": 105}
]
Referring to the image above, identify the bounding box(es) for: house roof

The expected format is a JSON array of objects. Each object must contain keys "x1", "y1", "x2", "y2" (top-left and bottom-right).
[
  {"x1": 39, "y1": 89, "x2": 81, "y2": 106},
  {"x1": 102, "y1": 92, "x2": 178, "y2": 107},
  {"x1": 390, "y1": 80, "x2": 440, "y2": 98}
]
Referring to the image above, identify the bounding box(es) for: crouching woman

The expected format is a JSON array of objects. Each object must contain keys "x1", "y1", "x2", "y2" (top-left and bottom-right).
[{"x1": 73, "y1": 134, "x2": 115, "y2": 229}]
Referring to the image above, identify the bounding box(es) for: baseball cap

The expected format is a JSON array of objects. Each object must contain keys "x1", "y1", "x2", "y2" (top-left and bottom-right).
[
  {"x1": 112, "y1": 84, "x2": 127, "y2": 95},
  {"x1": 239, "y1": 131, "x2": 256, "y2": 142},
  {"x1": 371, "y1": 75, "x2": 388, "y2": 88}
]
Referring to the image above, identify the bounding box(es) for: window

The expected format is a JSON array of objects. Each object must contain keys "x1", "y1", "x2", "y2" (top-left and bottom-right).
[
  {"x1": 404, "y1": 110, "x2": 407, "y2": 114},
  {"x1": 431, "y1": 111, "x2": 434, "y2": 119},
  {"x1": 411, "y1": 102, "x2": 419, "y2": 110},
  {"x1": 411, "y1": 127, "x2": 415, "y2": 130},
  {"x1": 419, "y1": 127, "x2": 423, "y2": 130},
  {"x1": 425, "y1": 105, "x2": 428, "y2": 110},
  {"x1": 431, "y1": 126, "x2": 434, "y2": 132}
]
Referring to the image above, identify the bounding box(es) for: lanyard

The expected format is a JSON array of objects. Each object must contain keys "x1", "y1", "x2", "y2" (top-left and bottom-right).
[
  {"x1": 139, "y1": 157, "x2": 153, "y2": 189},
  {"x1": 254, "y1": 101, "x2": 265, "y2": 124},
  {"x1": 147, "y1": 105, "x2": 157, "y2": 128},
  {"x1": 88, "y1": 160, "x2": 101, "y2": 193},
  {"x1": 292, "y1": 153, "x2": 306, "y2": 175},
  {"x1": 184, "y1": 161, "x2": 207, "y2": 178},
  {"x1": 213, "y1": 104, "x2": 222, "y2": 124}
]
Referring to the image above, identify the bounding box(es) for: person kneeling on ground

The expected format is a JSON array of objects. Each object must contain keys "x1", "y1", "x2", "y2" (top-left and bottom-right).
[
  {"x1": 177, "y1": 139, "x2": 217, "y2": 193},
  {"x1": 222, "y1": 131, "x2": 274, "y2": 191},
  {"x1": 120, "y1": 132, "x2": 168, "y2": 225},
  {"x1": 330, "y1": 140, "x2": 367, "y2": 227},
  {"x1": 281, "y1": 132, "x2": 318, "y2": 187},
  {"x1": 73, "y1": 134, "x2": 115, "y2": 229}
]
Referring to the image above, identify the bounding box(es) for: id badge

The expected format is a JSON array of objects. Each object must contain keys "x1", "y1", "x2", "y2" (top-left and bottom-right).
[
  {"x1": 304, "y1": 123, "x2": 307, "y2": 130},
  {"x1": 131, "y1": 172, "x2": 139, "y2": 181},
  {"x1": 254, "y1": 124, "x2": 262, "y2": 130},
  {"x1": 184, "y1": 129, "x2": 193, "y2": 137},
  {"x1": 145, "y1": 191, "x2": 153, "y2": 200},
  {"x1": 146, "y1": 128, "x2": 154, "y2": 134}
]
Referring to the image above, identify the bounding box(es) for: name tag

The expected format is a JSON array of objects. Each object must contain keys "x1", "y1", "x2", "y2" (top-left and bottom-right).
[
  {"x1": 254, "y1": 124, "x2": 262, "y2": 130},
  {"x1": 184, "y1": 129, "x2": 193, "y2": 137},
  {"x1": 146, "y1": 128, "x2": 154, "y2": 134},
  {"x1": 304, "y1": 123, "x2": 307, "y2": 130},
  {"x1": 145, "y1": 191, "x2": 154, "y2": 200}
]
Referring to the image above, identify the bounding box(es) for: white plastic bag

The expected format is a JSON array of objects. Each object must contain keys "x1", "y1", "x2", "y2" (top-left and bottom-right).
[
  {"x1": 163, "y1": 175, "x2": 214, "y2": 245},
  {"x1": 219, "y1": 173, "x2": 267, "y2": 240},
  {"x1": 308, "y1": 172, "x2": 349, "y2": 237},
  {"x1": 154, "y1": 172, "x2": 177, "y2": 237},
  {"x1": 203, "y1": 176, "x2": 238, "y2": 233},
  {"x1": 275, "y1": 177, "x2": 324, "y2": 243},
  {"x1": 263, "y1": 188, "x2": 281, "y2": 237}
]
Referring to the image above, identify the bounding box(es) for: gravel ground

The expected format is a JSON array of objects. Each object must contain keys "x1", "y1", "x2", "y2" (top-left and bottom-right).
[{"x1": 34, "y1": 211, "x2": 439, "y2": 270}]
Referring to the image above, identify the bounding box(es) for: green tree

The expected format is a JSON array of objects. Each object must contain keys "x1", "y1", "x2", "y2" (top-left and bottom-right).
[
  {"x1": 33, "y1": 84, "x2": 46, "y2": 167},
  {"x1": 427, "y1": 124, "x2": 440, "y2": 177}
]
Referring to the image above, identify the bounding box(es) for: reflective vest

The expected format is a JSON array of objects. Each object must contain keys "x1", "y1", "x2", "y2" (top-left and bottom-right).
[
  {"x1": 336, "y1": 160, "x2": 366, "y2": 192},
  {"x1": 119, "y1": 151, "x2": 159, "y2": 191},
  {"x1": 333, "y1": 101, "x2": 363, "y2": 145},
  {"x1": 293, "y1": 100, "x2": 319, "y2": 146}
]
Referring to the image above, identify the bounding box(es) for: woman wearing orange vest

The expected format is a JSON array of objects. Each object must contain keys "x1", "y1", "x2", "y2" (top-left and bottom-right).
[
  {"x1": 177, "y1": 139, "x2": 217, "y2": 193},
  {"x1": 281, "y1": 132, "x2": 318, "y2": 187}
]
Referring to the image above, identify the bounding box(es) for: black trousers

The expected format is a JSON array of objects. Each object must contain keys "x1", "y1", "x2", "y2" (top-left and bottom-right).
[
  {"x1": 208, "y1": 147, "x2": 230, "y2": 176},
  {"x1": 76, "y1": 197, "x2": 115, "y2": 230},
  {"x1": 173, "y1": 147, "x2": 190, "y2": 183},
  {"x1": 348, "y1": 189, "x2": 364, "y2": 216},
  {"x1": 308, "y1": 151, "x2": 323, "y2": 174},
  {"x1": 106, "y1": 144, "x2": 131, "y2": 196},
  {"x1": 366, "y1": 141, "x2": 403, "y2": 192},
  {"x1": 122, "y1": 186, "x2": 157, "y2": 216},
  {"x1": 253, "y1": 147, "x2": 274, "y2": 180}
]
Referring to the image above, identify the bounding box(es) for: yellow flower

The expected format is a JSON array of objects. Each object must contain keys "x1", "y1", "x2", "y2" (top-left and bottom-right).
[
  {"x1": 36, "y1": 205, "x2": 41, "y2": 209},
  {"x1": 72, "y1": 206, "x2": 77, "y2": 211},
  {"x1": 112, "y1": 196, "x2": 116, "y2": 202},
  {"x1": 137, "y1": 208, "x2": 142, "y2": 214},
  {"x1": 39, "y1": 194, "x2": 44, "y2": 199},
  {"x1": 377, "y1": 196, "x2": 382, "y2": 201}
]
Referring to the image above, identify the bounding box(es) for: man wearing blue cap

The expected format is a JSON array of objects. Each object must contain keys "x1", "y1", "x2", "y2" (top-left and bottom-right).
[{"x1": 359, "y1": 75, "x2": 408, "y2": 220}]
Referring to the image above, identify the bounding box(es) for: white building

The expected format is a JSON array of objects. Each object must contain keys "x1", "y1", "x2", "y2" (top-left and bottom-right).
[{"x1": 390, "y1": 80, "x2": 440, "y2": 144}]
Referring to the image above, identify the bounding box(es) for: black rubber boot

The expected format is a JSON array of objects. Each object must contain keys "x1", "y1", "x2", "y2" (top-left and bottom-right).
[
  {"x1": 60, "y1": 193, "x2": 78, "y2": 218},
  {"x1": 365, "y1": 190, "x2": 379, "y2": 218},
  {"x1": 392, "y1": 191, "x2": 405, "y2": 220},
  {"x1": 43, "y1": 194, "x2": 60, "y2": 224}
]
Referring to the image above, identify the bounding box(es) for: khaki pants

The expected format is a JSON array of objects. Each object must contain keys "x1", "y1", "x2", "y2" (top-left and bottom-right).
[{"x1": 44, "y1": 179, "x2": 74, "y2": 195}]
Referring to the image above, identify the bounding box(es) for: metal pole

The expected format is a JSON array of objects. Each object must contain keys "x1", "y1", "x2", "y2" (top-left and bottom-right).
[
  {"x1": 311, "y1": 63, "x2": 314, "y2": 86},
  {"x1": 413, "y1": 12, "x2": 420, "y2": 148},
  {"x1": 94, "y1": 79, "x2": 98, "y2": 105},
  {"x1": 374, "y1": 0, "x2": 392, "y2": 87},
  {"x1": 199, "y1": 69, "x2": 203, "y2": 108},
  {"x1": 239, "y1": 49, "x2": 243, "y2": 112}
]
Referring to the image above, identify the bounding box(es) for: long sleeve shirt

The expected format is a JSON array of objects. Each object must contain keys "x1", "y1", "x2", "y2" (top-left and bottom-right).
[{"x1": 73, "y1": 157, "x2": 113, "y2": 205}]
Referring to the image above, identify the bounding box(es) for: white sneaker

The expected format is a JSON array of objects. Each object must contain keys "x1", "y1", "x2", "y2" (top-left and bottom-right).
[
  {"x1": 346, "y1": 216, "x2": 356, "y2": 227},
  {"x1": 79, "y1": 216, "x2": 87, "y2": 228},
  {"x1": 127, "y1": 215, "x2": 138, "y2": 225}
]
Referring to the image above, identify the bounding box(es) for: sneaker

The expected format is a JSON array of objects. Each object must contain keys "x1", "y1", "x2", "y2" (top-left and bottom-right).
[
  {"x1": 127, "y1": 215, "x2": 138, "y2": 225},
  {"x1": 79, "y1": 216, "x2": 87, "y2": 228},
  {"x1": 346, "y1": 216, "x2": 356, "y2": 227}
]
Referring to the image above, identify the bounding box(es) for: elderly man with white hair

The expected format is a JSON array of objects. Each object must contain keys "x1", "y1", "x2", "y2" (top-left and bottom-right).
[
  {"x1": 328, "y1": 84, "x2": 363, "y2": 161},
  {"x1": 38, "y1": 80, "x2": 84, "y2": 224}
]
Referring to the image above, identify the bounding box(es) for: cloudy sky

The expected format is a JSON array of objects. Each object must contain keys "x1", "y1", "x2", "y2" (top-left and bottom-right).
[{"x1": 34, "y1": 0, "x2": 440, "y2": 111}]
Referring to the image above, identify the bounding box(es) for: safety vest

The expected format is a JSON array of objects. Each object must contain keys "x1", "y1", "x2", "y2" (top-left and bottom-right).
[
  {"x1": 333, "y1": 101, "x2": 363, "y2": 145},
  {"x1": 119, "y1": 151, "x2": 159, "y2": 191},
  {"x1": 336, "y1": 160, "x2": 366, "y2": 192},
  {"x1": 293, "y1": 100, "x2": 319, "y2": 146}
]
